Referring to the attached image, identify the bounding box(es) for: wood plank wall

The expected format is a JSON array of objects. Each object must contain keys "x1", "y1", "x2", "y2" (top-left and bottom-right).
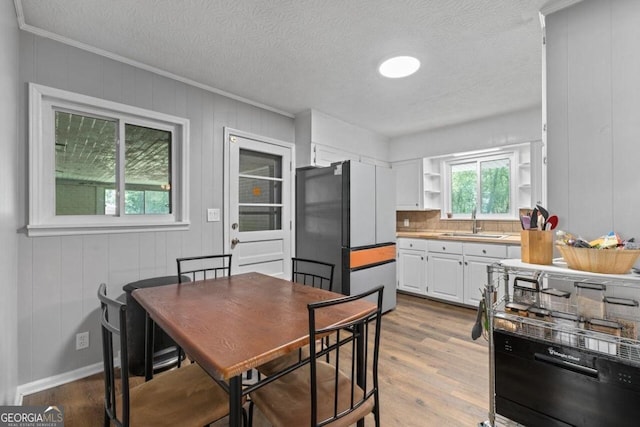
[
  {"x1": 16, "y1": 32, "x2": 294, "y2": 385},
  {"x1": 546, "y1": 0, "x2": 640, "y2": 240}
]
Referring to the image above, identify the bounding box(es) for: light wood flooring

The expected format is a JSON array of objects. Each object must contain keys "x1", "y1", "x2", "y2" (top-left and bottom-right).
[{"x1": 23, "y1": 293, "x2": 490, "y2": 426}]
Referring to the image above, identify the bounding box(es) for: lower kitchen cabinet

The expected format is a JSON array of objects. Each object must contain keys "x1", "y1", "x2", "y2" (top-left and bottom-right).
[
  {"x1": 398, "y1": 237, "x2": 517, "y2": 307},
  {"x1": 428, "y1": 251, "x2": 464, "y2": 303},
  {"x1": 464, "y1": 255, "x2": 498, "y2": 307},
  {"x1": 396, "y1": 238, "x2": 427, "y2": 295},
  {"x1": 427, "y1": 240, "x2": 464, "y2": 303},
  {"x1": 463, "y1": 243, "x2": 507, "y2": 307}
]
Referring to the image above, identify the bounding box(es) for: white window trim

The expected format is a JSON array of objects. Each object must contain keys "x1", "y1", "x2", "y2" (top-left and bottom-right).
[
  {"x1": 28, "y1": 83, "x2": 190, "y2": 236},
  {"x1": 443, "y1": 151, "x2": 518, "y2": 220}
]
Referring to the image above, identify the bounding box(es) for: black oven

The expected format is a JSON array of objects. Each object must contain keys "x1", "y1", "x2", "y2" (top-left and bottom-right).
[{"x1": 494, "y1": 330, "x2": 640, "y2": 426}]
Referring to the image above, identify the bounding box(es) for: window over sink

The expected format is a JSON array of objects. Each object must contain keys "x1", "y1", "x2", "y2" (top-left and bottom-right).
[{"x1": 441, "y1": 143, "x2": 534, "y2": 220}]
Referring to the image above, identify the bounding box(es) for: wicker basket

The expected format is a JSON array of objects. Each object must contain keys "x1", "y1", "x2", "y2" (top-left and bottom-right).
[{"x1": 556, "y1": 245, "x2": 640, "y2": 274}]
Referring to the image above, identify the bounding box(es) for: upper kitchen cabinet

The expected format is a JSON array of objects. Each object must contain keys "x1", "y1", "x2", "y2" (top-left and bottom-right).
[
  {"x1": 393, "y1": 158, "x2": 442, "y2": 211},
  {"x1": 312, "y1": 143, "x2": 359, "y2": 166},
  {"x1": 393, "y1": 159, "x2": 423, "y2": 210}
]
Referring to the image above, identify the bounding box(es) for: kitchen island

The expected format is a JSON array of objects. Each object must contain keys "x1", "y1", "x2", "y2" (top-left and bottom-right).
[{"x1": 483, "y1": 259, "x2": 640, "y2": 427}]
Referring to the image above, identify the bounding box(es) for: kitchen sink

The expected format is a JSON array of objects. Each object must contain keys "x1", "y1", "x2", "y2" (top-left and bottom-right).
[{"x1": 441, "y1": 232, "x2": 508, "y2": 239}]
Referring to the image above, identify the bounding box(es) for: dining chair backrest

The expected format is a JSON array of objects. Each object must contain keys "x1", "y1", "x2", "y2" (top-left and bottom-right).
[
  {"x1": 248, "y1": 286, "x2": 383, "y2": 427},
  {"x1": 307, "y1": 285, "x2": 383, "y2": 426},
  {"x1": 98, "y1": 283, "x2": 231, "y2": 427},
  {"x1": 98, "y1": 283, "x2": 132, "y2": 425},
  {"x1": 176, "y1": 254, "x2": 232, "y2": 283},
  {"x1": 292, "y1": 257, "x2": 335, "y2": 291}
]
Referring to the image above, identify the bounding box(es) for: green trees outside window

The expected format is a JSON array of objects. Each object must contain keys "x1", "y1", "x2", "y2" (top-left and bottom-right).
[{"x1": 451, "y1": 157, "x2": 510, "y2": 215}]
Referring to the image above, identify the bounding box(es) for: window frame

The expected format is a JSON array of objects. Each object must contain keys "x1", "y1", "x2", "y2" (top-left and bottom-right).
[
  {"x1": 28, "y1": 83, "x2": 190, "y2": 236},
  {"x1": 443, "y1": 151, "x2": 518, "y2": 220}
]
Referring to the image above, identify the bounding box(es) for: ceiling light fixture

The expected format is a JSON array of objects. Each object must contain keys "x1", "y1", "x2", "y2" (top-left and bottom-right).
[{"x1": 378, "y1": 56, "x2": 421, "y2": 78}]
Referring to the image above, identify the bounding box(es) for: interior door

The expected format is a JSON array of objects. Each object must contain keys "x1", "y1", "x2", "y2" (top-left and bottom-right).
[{"x1": 225, "y1": 128, "x2": 293, "y2": 278}]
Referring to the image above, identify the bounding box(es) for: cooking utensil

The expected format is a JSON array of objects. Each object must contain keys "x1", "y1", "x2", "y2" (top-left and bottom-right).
[
  {"x1": 545, "y1": 215, "x2": 558, "y2": 230},
  {"x1": 537, "y1": 204, "x2": 549, "y2": 224},
  {"x1": 530, "y1": 210, "x2": 537, "y2": 229},
  {"x1": 471, "y1": 298, "x2": 486, "y2": 340},
  {"x1": 521, "y1": 215, "x2": 531, "y2": 230}
]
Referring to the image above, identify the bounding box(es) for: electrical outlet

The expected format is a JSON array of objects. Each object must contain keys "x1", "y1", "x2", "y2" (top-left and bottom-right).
[
  {"x1": 403, "y1": 218, "x2": 410, "y2": 227},
  {"x1": 76, "y1": 331, "x2": 89, "y2": 350}
]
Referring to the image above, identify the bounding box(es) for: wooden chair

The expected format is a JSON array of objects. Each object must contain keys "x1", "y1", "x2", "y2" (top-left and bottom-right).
[
  {"x1": 176, "y1": 254, "x2": 232, "y2": 283},
  {"x1": 97, "y1": 283, "x2": 232, "y2": 427},
  {"x1": 257, "y1": 258, "x2": 335, "y2": 377},
  {"x1": 249, "y1": 286, "x2": 383, "y2": 427}
]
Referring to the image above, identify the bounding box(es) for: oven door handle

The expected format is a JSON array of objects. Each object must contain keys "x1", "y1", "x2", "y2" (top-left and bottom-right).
[{"x1": 534, "y1": 353, "x2": 598, "y2": 378}]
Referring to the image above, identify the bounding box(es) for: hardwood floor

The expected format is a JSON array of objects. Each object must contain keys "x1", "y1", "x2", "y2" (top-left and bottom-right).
[{"x1": 22, "y1": 293, "x2": 490, "y2": 426}]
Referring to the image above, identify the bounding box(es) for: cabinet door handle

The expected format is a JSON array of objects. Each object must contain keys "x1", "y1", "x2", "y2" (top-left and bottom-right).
[
  {"x1": 464, "y1": 261, "x2": 468, "y2": 266},
  {"x1": 459, "y1": 261, "x2": 462, "y2": 265},
  {"x1": 482, "y1": 249, "x2": 487, "y2": 254}
]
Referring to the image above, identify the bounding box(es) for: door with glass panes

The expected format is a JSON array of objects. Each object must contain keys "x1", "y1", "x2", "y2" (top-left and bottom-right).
[{"x1": 225, "y1": 129, "x2": 293, "y2": 278}]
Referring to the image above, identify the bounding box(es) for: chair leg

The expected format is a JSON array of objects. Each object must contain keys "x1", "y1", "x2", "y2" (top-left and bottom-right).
[
  {"x1": 103, "y1": 410, "x2": 110, "y2": 427},
  {"x1": 247, "y1": 400, "x2": 254, "y2": 427}
]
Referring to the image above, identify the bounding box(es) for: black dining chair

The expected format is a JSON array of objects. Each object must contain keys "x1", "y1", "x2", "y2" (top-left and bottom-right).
[
  {"x1": 291, "y1": 257, "x2": 335, "y2": 291},
  {"x1": 257, "y1": 258, "x2": 336, "y2": 377},
  {"x1": 176, "y1": 254, "x2": 232, "y2": 283},
  {"x1": 175, "y1": 254, "x2": 232, "y2": 366},
  {"x1": 249, "y1": 285, "x2": 383, "y2": 427},
  {"x1": 97, "y1": 283, "x2": 232, "y2": 427}
]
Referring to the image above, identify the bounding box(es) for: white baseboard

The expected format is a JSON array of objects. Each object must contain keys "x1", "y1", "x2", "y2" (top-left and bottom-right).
[{"x1": 14, "y1": 359, "x2": 116, "y2": 405}]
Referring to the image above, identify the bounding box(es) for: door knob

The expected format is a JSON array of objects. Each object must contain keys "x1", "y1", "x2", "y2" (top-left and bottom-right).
[{"x1": 231, "y1": 238, "x2": 240, "y2": 245}]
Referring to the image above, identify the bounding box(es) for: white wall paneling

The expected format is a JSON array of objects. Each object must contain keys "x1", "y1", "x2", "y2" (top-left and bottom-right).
[
  {"x1": 16, "y1": 32, "x2": 294, "y2": 386},
  {"x1": 546, "y1": 0, "x2": 640, "y2": 242}
]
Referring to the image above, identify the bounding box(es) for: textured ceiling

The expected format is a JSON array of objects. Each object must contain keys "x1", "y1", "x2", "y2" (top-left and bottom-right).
[{"x1": 17, "y1": 0, "x2": 548, "y2": 139}]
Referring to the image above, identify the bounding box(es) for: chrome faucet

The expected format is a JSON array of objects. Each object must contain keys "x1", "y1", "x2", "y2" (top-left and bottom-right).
[{"x1": 471, "y1": 207, "x2": 480, "y2": 234}]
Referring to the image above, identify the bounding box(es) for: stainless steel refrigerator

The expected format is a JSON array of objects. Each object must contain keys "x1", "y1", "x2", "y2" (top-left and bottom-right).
[{"x1": 296, "y1": 160, "x2": 396, "y2": 313}]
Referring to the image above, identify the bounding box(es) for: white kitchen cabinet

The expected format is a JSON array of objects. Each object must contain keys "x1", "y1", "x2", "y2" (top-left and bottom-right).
[
  {"x1": 427, "y1": 241, "x2": 464, "y2": 303},
  {"x1": 396, "y1": 238, "x2": 427, "y2": 295},
  {"x1": 462, "y1": 243, "x2": 507, "y2": 307},
  {"x1": 393, "y1": 157, "x2": 443, "y2": 211},
  {"x1": 311, "y1": 143, "x2": 359, "y2": 166},
  {"x1": 393, "y1": 159, "x2": 423, "y2": 210},
  {"x1": 417, "y1": 239, "x2": 513, "y2": 306}
]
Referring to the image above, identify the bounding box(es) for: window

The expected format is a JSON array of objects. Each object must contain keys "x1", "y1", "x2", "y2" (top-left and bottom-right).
[
  {"x1": 445, "y1": 152, "x2": 516, "y2": 219},
  {"x1": 28, "y1": 83, "x2": 189, "y2": 236},
  {"x1": 238, "y1": 149, "x2": 283, "y2": 232}
]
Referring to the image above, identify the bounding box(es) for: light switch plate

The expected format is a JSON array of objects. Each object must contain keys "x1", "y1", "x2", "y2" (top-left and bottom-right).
[
  {"x1": 403, "y1": 218, "x2": 409, "y2": 227},
  {"x1": 207, "y1": 208, "x2": 220, "y2": 222}
]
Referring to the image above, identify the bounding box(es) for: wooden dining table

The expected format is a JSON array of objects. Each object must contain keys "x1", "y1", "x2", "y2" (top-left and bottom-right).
[{"x1": 132, "y1": 272, "x2": 377, "y2": 427}]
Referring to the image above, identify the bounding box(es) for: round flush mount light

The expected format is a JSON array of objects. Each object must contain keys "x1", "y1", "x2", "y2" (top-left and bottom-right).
[{"x1": 378, "y1": 56, "x2": 420, "y2": 78}]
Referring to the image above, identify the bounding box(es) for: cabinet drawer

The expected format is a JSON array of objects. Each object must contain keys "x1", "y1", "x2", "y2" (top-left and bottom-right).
[
  {"x1": 397, "y1": 238, "x2": 427, "y2": 251},
  {"x1": 463, "y1": 242, "x2": 507, "y2": 258},
  {"x1": 428, "y1": 240, "x2": 463, "y2": 254}
]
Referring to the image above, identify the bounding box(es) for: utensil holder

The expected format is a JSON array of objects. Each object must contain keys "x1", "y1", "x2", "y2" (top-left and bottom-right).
[{"x1": 521, "y1": 230, "x2": 553, "y2": 265}]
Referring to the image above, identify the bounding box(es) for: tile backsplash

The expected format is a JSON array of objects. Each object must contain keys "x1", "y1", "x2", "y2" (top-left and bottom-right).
[{"x1": 396, "y1": 210, "x2": 522, "y2": 233}]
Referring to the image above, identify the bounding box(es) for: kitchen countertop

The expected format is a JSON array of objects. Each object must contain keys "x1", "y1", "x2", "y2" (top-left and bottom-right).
[{"x1": 397, "y1": 230, "x2": 521, "y2": 245}]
